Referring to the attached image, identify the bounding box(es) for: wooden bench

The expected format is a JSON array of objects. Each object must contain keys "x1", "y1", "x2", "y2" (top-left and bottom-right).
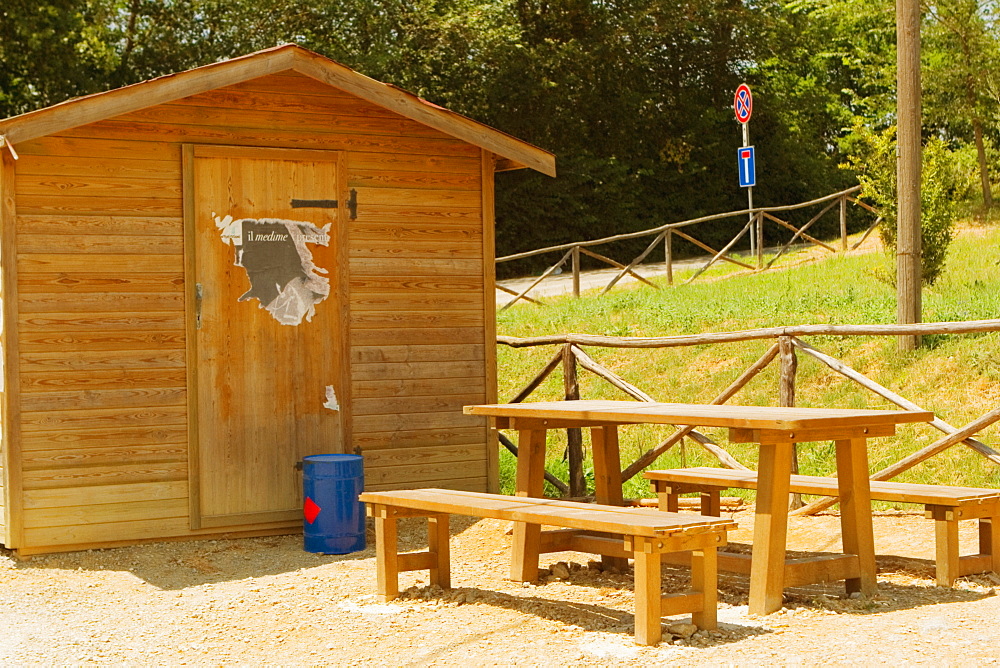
[
  {"x1": 358, "y1": 488, "x2": 736, "y2": 646},
  {"x1": 645, "y1": 467, "x2": 1000, "y2": 586}
]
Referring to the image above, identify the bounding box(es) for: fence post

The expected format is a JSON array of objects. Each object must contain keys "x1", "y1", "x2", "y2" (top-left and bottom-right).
[
  {"x1": 779, "y1": 336, "x2": 802, "y2": 509},
  {"x1": 571, "y1": 245, "x2": 581, "y2": 298},
  {"x1": 664, "y1": 231, "x2": 673, "y2": 285},
  {"x1": 779, "y1": 336, "x2": 797, "y2": 407},
  {"x1": 562, "y1": 344, "x2": 586, "y2": 497},
  {"x1": 840, "y1": 194, "x2": 848, "y2": 252},
  {"x1": 756, "y1": 212, "x2": 764, "y2": 269}
]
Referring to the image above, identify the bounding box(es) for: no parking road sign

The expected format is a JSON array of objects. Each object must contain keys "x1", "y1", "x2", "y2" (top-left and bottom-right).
[
  {"x1": 734, "y1": 83, "x2": 758, "y2": 256},
  {"x1": 734, "y1": 83, "x2": 753, "y2": 124},
  {"x1": 737, "y1": 146, "x2": 756, "y2": 187}
]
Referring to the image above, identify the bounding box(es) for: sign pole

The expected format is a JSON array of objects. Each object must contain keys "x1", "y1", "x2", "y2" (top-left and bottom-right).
[
  {"x1": 742, "y1": 121, "x2": 755, "y2": 263},
  {"x1": 734, "y1": 83, "x2": 757, "y2": 267}
]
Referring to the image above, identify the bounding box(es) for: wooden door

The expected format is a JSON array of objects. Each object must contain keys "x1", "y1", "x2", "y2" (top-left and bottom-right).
[{"x1": 187, "y1": 145, "x2": 348, "y2": 529}]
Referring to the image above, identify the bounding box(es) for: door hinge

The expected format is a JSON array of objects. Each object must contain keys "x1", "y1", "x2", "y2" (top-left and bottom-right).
[{"x1": 346, "y1": 188, "x2": 358, "y2": 220}]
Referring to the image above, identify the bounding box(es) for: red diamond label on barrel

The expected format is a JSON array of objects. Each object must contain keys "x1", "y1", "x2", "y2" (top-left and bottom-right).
[{"x1": 303, "y1": 497, "x2": 322, "y2": 524}]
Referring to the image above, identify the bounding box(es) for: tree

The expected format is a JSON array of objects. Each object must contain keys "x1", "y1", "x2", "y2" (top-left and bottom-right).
[
  {"x1": 923, "y1": 0, "x2": 1000, "y2": 208},
  {"x1": 0, "y1": 0, "x2": 115, "y2": 117},
  {"x1": 4, "y1": 0, "x2": 958, "y2": 265},
  {"x1": 379, "y1": 0, "x2": 860, "y2": 265},
  {"x1": 846, "y1": 124, "x2": 956, "y2": 285}
]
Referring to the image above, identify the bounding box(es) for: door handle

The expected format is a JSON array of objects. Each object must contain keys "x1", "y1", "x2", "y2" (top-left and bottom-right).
[{"x1": 195, "y1": 283, "x2": 203, "y2": 330}]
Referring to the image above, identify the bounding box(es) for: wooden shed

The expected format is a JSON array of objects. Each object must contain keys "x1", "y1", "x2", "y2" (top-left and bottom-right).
[{"x1": 0, "y1": 44, "x2": 555, "y2": 556}]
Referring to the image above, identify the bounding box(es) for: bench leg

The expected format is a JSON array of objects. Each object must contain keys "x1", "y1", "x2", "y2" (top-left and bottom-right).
[
  {"x1": 428, "y1": 514, "x2": 451, "y2": 589},
  {"x1": 933, "y1": 509, "x2": 960, "y2": 587},
  {"x1": 652, "y1": 481, "x2": 723, "y2": 516},
  {"x1": 690, "y1": 547, "x2": 718, "y2": 630},
  {"x1": 632, "y1": 549, "x2": 663, "y2": 645},
  {"x1": 511, "y1": 529, "x2": 542, "y2": 582},
  {"x1": 983, "y1": 517, "x2": 1000, "y2": 575},
  {"x1": 374, "y1": 509, "x2": 399, "y2": 603},
  {"x1": 653, "y1": 481, "x2": 674, "y2": 513},
  {"x1": 664, "y1": 492, "x2": 679, "y2": 513}
]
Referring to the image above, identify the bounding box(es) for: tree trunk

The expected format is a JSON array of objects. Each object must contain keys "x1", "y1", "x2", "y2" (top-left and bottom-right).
[
  {"x1": 562, "y1": 344, "x2": 586, "y2": 497},
  {"x1": 974, "y1": 118, "x2": 993, "y2": 209},
  {"x1": 779, "y1": 337, "x2": 802, "y2": 509},
  {"x1": 896, "y1": 0, "x2": 922, "y2": 351}
]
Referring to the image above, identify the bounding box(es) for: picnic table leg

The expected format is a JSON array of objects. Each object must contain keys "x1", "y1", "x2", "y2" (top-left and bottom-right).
[
  {"x1": 592, "y1": 425, "x2": 629, "y2": 571},
  {"x1": 749, "y1": 440, "x2": 793, "y2": 616},
  {"x1": 835, "y1": 437, "x2": 878, "y2": 596},
  {"x1": 373, "y1": 505, "x2": 400, "y2": 602},
  {"x1": 632, "y1": 543, "x2": 663, "y2": 645},
  {"x1": 511, "y1": 428, "x2": 547, "y2": 581},
  {"x1": 591, "y1": 425, "x2": 625, "y2": 505}
]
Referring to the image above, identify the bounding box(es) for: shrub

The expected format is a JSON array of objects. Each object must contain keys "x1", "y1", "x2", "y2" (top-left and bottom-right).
[{"x1": 844, "y1": 123, "x2": 957, "y2": 285}]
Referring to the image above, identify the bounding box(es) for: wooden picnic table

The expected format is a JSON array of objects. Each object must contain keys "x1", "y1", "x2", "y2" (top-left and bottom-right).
[{"x1": 464, "y1": 399, "x2": 934, "y2": 615}]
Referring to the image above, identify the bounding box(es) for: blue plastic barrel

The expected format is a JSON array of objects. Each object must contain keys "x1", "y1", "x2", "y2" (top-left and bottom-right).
[{"x1": 302, "y1": 454, "x2": 366, "y2": 554}]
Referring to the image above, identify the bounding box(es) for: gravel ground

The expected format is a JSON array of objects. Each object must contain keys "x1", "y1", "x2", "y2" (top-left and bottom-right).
[{"x1": 2, "y1": 507, "x2": 999, "y2": 666}]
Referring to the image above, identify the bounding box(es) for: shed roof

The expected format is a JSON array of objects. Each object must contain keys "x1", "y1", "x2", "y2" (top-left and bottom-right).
[{"x1": 0, "y1": 44, "x2": 555, "y2": 177}]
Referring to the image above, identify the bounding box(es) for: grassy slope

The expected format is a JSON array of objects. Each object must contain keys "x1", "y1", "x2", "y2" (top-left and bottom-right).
[{"x1": 495, "y1": 225, "x2": 1000, "y2": 500}]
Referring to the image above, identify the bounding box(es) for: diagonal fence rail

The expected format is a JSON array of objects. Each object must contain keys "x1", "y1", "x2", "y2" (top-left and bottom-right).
[
  {"x1": 496, "y1": 319, "x2": 1000, "y2": 512},
  {"x1": 497, "y1": 185, "x2": 882, "y2": 309}
]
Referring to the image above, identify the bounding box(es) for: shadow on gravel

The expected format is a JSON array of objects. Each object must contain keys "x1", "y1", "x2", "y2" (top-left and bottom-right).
[
  {"x1": 402, "y1": 585, "x2": 773, "y2": 647},
  {"x1": 1, "y1": 514, "x2": 481, "y2": 591},
  {"x1": 481, "y1": 546, "x2": 996, "y2": 620},
  {"x1": 685, "y1": 550, "x2": 996, "y2": 615}
]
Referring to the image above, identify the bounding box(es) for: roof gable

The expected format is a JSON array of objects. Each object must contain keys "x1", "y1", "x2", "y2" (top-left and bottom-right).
[{"x1": 0, "y1": 44, "x2": 555, "y2": 177}]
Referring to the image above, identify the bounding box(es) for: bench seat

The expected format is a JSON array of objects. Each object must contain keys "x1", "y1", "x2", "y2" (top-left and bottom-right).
[
  {"x1": 645, "y1": 467, "x2": 1000, "y2": 585},
  {"x1": 358, "y1": 488, "x2": 736, "y2": 646}
]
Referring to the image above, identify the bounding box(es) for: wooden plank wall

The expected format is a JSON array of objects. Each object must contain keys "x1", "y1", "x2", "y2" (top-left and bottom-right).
[
  {"x1": 1, "y1": 153, "x2": 6, "y2": 546},
  {"x1": 0, "y1": 323, "x2": 5, "y2": 545},
  {"x1": 10, "y1": 71, "x2": 491, "y2": 550},
  {"x1": 1, "y1": 146, "x2": 18, "y2": 547},
  {"x1": 0, "y1": 457, "x2": 6, "y2": 545}
]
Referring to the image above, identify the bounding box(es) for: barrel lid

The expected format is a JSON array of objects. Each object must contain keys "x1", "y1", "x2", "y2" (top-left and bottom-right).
[{"x1": 303, "y1": 454, "x2": 363, "y2": 463}]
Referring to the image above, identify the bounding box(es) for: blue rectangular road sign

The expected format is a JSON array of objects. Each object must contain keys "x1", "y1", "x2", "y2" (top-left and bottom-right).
[{"x1": 737, "y1": 146, "x2": 756, "y2": 188}]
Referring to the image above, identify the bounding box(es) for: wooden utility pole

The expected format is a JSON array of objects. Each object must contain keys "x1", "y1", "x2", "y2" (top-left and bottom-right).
[
  {"x1": 562, "y1": 344, "x2": 586, "y2": 497},
  {"x1": 778, "y1": 337, "x2": 803, "y2": 509},
  {"x1": 897, "y1": 0, "x2": 922, "y2": 350}
]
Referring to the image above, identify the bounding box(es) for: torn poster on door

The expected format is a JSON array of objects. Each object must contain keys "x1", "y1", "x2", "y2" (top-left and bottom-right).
[
  {"x1": 323, "y1": 385, "x2": 340, "y2": 411},
  {"x1": 214, "y1": 215, "x2": 332, "y2": 326}
]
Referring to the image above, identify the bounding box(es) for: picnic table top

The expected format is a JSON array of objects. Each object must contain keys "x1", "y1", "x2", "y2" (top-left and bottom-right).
[{"x1": 464, "y1": 400, "x2": 934, "y2": 431}]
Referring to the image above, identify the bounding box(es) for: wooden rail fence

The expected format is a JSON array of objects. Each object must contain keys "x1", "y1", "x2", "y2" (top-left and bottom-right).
[
  {"x1": 496, "y1": 319, "x2": 1000, "y2": 514},
  {"x1": 496, "y1": 185, "x2": 882, "y2": 310}
]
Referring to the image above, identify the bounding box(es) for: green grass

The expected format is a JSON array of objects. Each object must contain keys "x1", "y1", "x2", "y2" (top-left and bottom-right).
[{"x1": 495, "y1": 225, "x2": 1000, "y2": 501}]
